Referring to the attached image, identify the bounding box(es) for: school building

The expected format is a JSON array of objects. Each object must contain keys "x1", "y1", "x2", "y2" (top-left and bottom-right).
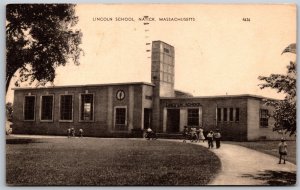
[{"x1": 11, "y1": 41, "x2": 284, "y2": 141}]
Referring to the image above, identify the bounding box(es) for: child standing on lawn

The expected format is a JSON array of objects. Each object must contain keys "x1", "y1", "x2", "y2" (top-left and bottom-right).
[{"x1": 278, "y1": 138, "x2": 288, "y2": 164}]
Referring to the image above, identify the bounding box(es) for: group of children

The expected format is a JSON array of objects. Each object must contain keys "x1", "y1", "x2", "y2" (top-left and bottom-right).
[
  {"x1": 182, "y1": 126, "x2": 205, "y2": 143},
  {"x1": 183, "y1": 126, "x2": 222, "y2": 149},
  {"x1": 206, "y1": 129, "x2": 221, "y2": 149},
  {"x1": 67, "y1": 128, "x2": 84, "y2": 138}
]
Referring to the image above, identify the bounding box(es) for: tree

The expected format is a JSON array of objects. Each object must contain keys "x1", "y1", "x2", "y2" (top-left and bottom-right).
[
  {"x1": 6, "y1": 4, "x2": 82, "y2": 93},
  {"x1": 6, "y1": 102, "x2": 13, "y2": 122},
  {"x1": 258, "y1": 44, "x2": 296, "y2": 136}
]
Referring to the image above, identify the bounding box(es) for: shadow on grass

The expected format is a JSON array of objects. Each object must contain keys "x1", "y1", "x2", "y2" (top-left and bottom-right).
[
  {"x1": 6, "y1": 138, "x2": 41, "y2": 144},
  {"x1": 241, "y1": 170, "x2": 296, "y2": 185}
]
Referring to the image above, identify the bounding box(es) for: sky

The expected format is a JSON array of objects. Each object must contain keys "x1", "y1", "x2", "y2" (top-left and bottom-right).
[{"x1": 6, "y1": 4, "x2": 296, "y2": 102}]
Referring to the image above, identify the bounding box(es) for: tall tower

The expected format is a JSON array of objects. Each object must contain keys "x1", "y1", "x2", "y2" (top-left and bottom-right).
[
  {"x1": 151, "y1": 41, "x2": 175, "y2": 97},
  {"x1": 151, "y1": 41, "x2": 175, "y2": 132}
]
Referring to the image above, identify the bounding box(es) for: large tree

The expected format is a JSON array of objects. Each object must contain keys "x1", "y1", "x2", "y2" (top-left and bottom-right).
[
  {"x1": 258, "y1": 44, "x2": 296, "y2": 136},
  {"x1": 6, "y1": 4, "x2": 82, "y2": 92}
]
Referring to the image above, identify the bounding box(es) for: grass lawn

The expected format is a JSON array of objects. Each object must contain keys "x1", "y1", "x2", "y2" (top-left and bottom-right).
[
  {"x1": 6, "y1": 137, "x2": 221, "y2": 186},
  {"x1": 226, "y1": 141, "x2": 296, "y2": 164}
]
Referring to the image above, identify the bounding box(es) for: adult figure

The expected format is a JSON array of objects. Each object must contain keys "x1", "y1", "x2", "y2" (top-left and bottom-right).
[
  {"x1": 214, "y1": 129, "x2": 222, "y2": 148},
  {"x1": 278, "y1": 138, "x2": 288, "y2": 164},
  {"x1": 207, "y1": 131, "x2": 214, "y2": 149}
]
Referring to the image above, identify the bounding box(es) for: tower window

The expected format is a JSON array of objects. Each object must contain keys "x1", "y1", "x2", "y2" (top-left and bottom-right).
[{"x1": 164, "y1": 48, "x2": 169, "y2": 53}]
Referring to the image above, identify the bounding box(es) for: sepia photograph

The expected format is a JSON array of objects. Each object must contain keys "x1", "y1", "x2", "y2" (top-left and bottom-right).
[{"x1": 5, "y1": 3, "x2": 296, "y2": 186}]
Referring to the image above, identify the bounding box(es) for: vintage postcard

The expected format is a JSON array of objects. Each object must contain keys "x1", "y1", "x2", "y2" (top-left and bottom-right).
[{"x1": 6, "y1": 4, "x2": 296, "y2": 186}]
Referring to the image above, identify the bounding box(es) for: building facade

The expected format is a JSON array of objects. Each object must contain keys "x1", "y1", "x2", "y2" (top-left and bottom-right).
[{"x1": 12, "y1": 41, "x2": 284, "y2": 141}]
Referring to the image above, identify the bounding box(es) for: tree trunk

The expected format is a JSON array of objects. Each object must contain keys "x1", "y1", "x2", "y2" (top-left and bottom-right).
[{"x1": 6, "y1": 73, "x2": 14, "y2": 94}]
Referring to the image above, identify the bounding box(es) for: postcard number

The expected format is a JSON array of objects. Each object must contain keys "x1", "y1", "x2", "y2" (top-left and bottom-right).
[{"x1": 242, "y1": 18, "x2": 250, "y2": 22}]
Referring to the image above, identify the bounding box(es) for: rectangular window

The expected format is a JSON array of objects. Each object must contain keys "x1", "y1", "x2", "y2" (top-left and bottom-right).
[
  {"x1": 235, "y1": 108, "x2": 240, "y2": 122},
  {"x1": 188, "y1": 109, "x2": 199, "y2": 126},
  {"x1": 260, "y1": 109, "x2": 269, "y2": 127},
  {"x1": 60, "y1": 95, "x2": 73, "y2": 121},
  {"x1": 24, "y1": 96, "x2": 35, "y2": 120},
  {"x1": 164, "y1": 48, "x2": 169, "y2": 53},
  {"x1": 217, "y1": 108, "x2": 221, "y2": 122},
  {"x1": 41, "y1": 95, "x2": 53, "y2": 121},
  {"x1": 223, "y1": 108, "x2": 228, "y2": 121},
  {"x1": 229, "y1": 108, "x2": 234, "y2": 121},
  {"x1": 80, "y1": 94, "x2": 94, "y2": 121},
  {"x1": 115, "y1": 107, "x2": 127, "y2": 131}
]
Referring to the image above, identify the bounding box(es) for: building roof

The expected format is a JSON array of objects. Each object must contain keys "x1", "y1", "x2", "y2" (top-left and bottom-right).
[
  {"x1": 161, "y1": 94, "x2": 280, "y2": 101},
  {"x1": 12, "y1": 82, "x2": 155, "y2": 90}
]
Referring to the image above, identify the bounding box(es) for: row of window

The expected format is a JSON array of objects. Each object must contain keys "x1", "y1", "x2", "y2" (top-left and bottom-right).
[
  {"x1": 217, "y1": 108, "x2": 240, "y2": 122},
  {"x1": 216, "y1": 107, "x2": 269, "y2": 127},
  {"x1": 24, "y1": 94, "x2": 94, "y2": 122},
  {"x1": 24, "y1": 94, "x2": 128, "y2": 130}
]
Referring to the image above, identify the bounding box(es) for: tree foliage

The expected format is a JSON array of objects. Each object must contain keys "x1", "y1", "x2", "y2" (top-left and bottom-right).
[
  {"x1": 6, "y1": 4, "x2": 82, "y2": 92},
  {"x1": 258, "y1": 46, "x2": 296, "y2": 136},
  {"x1": 6, "y1": 102, "x2": 13, "y2": 122}
]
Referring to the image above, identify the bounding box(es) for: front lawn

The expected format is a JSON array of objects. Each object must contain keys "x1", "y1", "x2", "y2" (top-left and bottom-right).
[
  {"x1": 227, "y1": 140, "x2": 296, "y2": 164},
  {"x1": 6, "y1": 137, "x2": 221, "y2": 186}
]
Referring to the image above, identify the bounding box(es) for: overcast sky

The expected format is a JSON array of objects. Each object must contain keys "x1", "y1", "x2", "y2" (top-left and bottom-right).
[{"x1": 6, "y1": 4, "x2": 296, "y2": 102}]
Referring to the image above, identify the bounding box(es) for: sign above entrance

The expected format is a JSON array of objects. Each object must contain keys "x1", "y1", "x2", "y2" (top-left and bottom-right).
[
  {"x1": 166, "y1": 102, "x2": 201, "y2": 108},
  {"x1": 116, "y1": 90, "x2": 125, "y2": 100}
]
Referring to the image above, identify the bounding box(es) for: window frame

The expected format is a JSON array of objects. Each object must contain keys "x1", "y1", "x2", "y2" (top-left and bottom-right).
[
  {"x1": 187, "y1": 108, "x2": 199, "y2": 126},
  {"x1": 223, "y1": 108, "x2": 228, "y2": 122},
  {"x1": 113, "y1": 106, "x2": 127, "y2": 131},
  {"x1": 79, "y1": 93, "x2": 95, "y2": 122},
  {"x1": 23, "y1": 95, "x2": 36, "y2": 121},
  {"x1": 40, "y1": 94, "x2": 54, "y2": 122},
  {"x1": 59, "y1": 94, "x2": 74, "y2": 122},
  {"x1": 260, "y1": 109, "x2": 269, "y2": 128},
  {"x1": 229, "y1": 108, "x2": 234, "y2": 122},
  {"x1": 235, "y1": 108, "x2": 240, "y2": 122}
]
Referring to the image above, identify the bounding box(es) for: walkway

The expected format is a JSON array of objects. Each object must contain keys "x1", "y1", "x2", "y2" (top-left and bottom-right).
[{"x1": 192, "y1": 141, "x2": 296, "y2": 185}]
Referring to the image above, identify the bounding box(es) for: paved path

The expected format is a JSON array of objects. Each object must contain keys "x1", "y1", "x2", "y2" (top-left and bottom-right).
[
  {"x1": 206, "y1": 143, "x2": 296, "y2": 185},
  {"x1": 165, "y1": 139, "x2": 296, "y2": 185}
]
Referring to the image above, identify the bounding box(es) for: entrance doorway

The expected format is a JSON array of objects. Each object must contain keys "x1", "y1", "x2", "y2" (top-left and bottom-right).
[
  {"x1": 144, "y1": 108, "x2": 152, "y2": 130},
  {"x1": 167, "y1": 109, "x2": 180, "y2": 133}
]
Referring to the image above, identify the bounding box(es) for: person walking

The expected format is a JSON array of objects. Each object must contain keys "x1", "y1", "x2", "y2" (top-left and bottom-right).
[
  {"x1": 67, "y1": 128, "x2": 71, "y2": 138},
  {"x1": 278, "y1": 138, "x2": 288, "y2": 164},
  {"x1": 79, "y1": 128, "x2": 84, "y2": 138},
  {"x1": 71, "y1": 127, "x2": 75, "y2": 137},
  {"x1": 183, "y1": 126, "x2": 189, "y2": 143},
  {"x1": 198, "y1": 127, "x2": 205, "y2": 143},
  {"x1": 207, "y1": 131, "x2": 214, "y2": 149},
  {"x1": 214, "y1": 129, "x2": 222, "y2": 148}
]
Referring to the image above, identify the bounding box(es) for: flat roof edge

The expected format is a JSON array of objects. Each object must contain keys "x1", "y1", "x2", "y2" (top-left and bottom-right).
[
  {"x1": 160, "y1": 94, "x2": 280, "y2": 101},
  {"x1": 12, "y1": 82, "x2": 155, "y2": 90}
]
